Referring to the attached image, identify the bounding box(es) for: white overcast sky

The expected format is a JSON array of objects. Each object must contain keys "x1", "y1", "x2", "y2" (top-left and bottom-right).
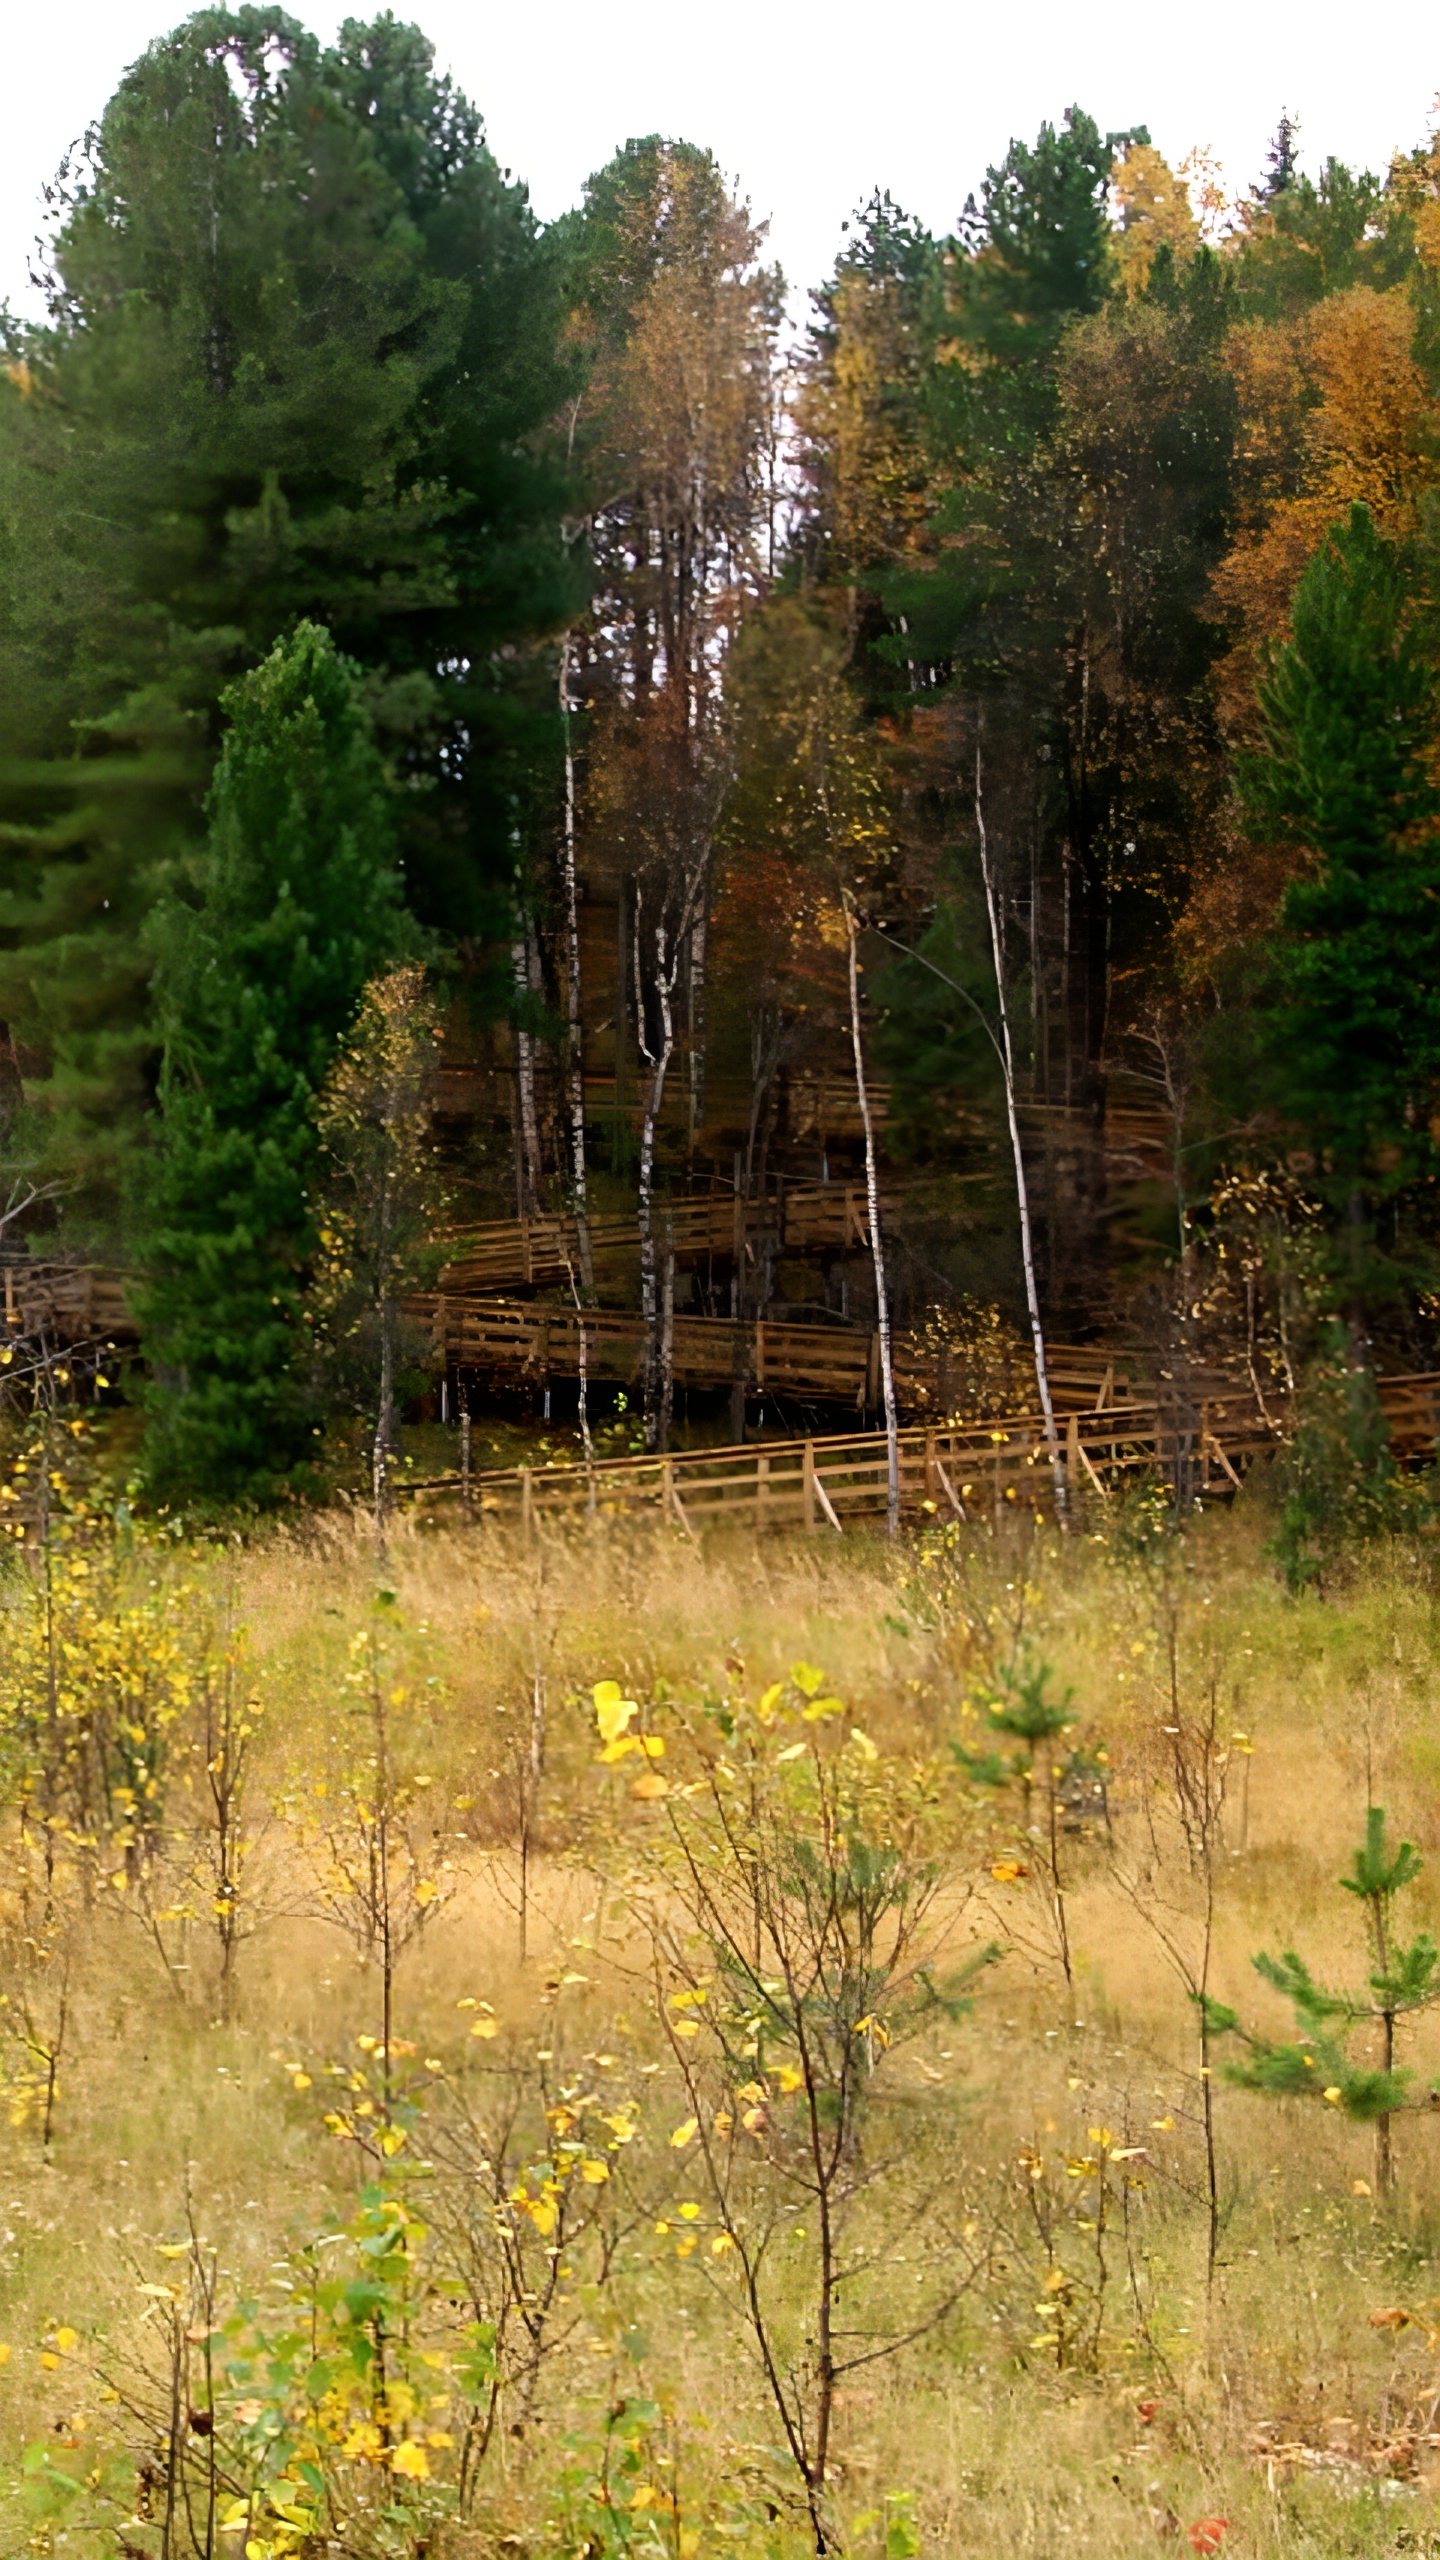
[{"x1": 2, "y1": 0, "x2": 1437, "y2": 317}]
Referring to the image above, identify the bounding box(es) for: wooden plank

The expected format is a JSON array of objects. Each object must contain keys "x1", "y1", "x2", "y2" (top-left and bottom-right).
[{"x1": 422, "y1": 1374, "x2": 1440, "y2": 1531}]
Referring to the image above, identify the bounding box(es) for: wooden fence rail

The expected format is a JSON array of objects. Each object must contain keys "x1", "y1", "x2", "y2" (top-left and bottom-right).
[
  {"x1": 436, "y1": 1182, "x2": 894, "y2": 1294},
  {"x1": 407, "y1": 1372, "x2": 1440, "y2": 1532},
  {"x1": 419, "y1": 1291, "x2": 1185, "y2": 1414},
  {"x1": 0, "y1": 1263, "x2": 134, "y2": 1345}
]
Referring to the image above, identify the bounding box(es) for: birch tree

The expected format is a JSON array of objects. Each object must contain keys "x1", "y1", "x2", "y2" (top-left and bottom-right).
[{"x1": 313, "y1": 968, "x2": 448, "y2": 1555}]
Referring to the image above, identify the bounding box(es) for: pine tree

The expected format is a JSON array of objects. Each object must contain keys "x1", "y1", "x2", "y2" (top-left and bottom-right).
[
  {"x1": 0, "y1": 9, "x2": 571, "y2": 1230},
  {"x1": 1255, "y1": 112, "x2": 1300, "y2": 203},
  {"x1": 138, "y1": 623, "x2": 407, "y2": 1508},
  {"x1": 1246, "y1": 504, "x2": 1440, "y2": 1232},
  {"x1": 1206, "y1": 1807, "x2": 1440, "y2": 2193}
]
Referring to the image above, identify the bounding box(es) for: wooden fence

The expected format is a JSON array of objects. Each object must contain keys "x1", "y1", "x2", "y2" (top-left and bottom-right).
[
  {"x1": 407, "y1": 1372, "x2": 1440, "y2": 1533},
  {"x1": 0, "y1": 1263, "x2": 134, "y2": 1345},
  {"x1": 436, "y1": 1182, "x2": 894, "y2": 1294},
  {"x1": 419, "y1": 1291, "x2": 1180, "y2": 1415}
]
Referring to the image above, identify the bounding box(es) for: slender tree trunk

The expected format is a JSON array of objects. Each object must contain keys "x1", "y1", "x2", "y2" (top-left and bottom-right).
[
  {"x1": 558, "y1": 632, "x2": 594, "y2": 1286},
  {"x1": 373, "y1": 1295, "x2": 394, "y2": 1564},
  {"x1": 687, "y1": 862, "x2": 711, "y2": 1154},
  {"x1": 1377, "y1": 2005, "x2": 1395, "y2": 2195},
  {"x1": 976, "y1": 744, "x2": 1067, "y2": 1526},
  {"x1": 638, "y1": 925, "x2": 677, "y2": 1454},
  {"x1": 660, "y1": 1217, "x2": 676, "y2": 1450},
  {"x1": 562, "y1": 1252, "x2": 594, "y2": 1469},
  {"x1": 511, "y1": 937, "x2": 542, "y2": 1218},
  {"x1": 845, "y1": 905, "x2": 898, "y2": 1536}
]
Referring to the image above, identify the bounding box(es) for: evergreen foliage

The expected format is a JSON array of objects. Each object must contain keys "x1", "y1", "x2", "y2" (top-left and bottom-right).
[
  {"x1": 139, "y1": 623, "x2": 407, "y2": 1507},
  {"x1": 0, "y1": 8, "x2": 572, "y2": 1223},
  {"x1": 1248, "y1": 504, "x2": 1440, "y2": 1201},
  {"x1": 1205, "y1": 1808, "x2": 1440, "y2": 2188}
]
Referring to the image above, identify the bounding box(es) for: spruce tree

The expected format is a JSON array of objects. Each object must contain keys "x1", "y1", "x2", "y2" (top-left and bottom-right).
[
  {"x1": 1247, "y1": 504, "x2": 1440, "y2": 1252},
  {"x1": 139, "y1": 623, "x2": 406, "y2": 1507},
  {"x1": 0, "y1": 9, "x2": 572, "y2": 1232}
]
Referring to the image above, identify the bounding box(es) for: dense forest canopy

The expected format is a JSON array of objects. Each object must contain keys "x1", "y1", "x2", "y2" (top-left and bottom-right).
[{"x1": 4, "y1": 10, "x2": 1440, "y2": 1516}]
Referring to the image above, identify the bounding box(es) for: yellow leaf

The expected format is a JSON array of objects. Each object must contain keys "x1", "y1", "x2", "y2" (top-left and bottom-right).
[
  {"x1": 757, "y1": 1682, "x2": 785, "y2": 1720},
  {"x1": 390, "y1": 2441, "x2": 430, "y2": 2479},
  {"x1": 470, "y1": 2018, "x2": 499, "y2": 2039},
  {"x1": 672, "y1": 2018, "x2": 700, "y2": 2039},
  {"x1": 291, "y1": 2072, "x2": 312, "y2": 2092},
  {"x1": 600, "y1": 1735, "x2": 643, "y2": 1762},
  {"x1": 53, "y1": 2327, "x2": 77, "y2": 2352},
  {"x1": 710, "y1": 2231, "x2": 736, "y2": 2255},
  {"x1": 414, "y1": 1879, "x2": 438, "y2": 1907},
  {"x1": 849, "y1": 1728, "x2": 878, "y2": 1761},
  {"x1": 1324, "y1": 2086, "x2": 1343, "y2": 2106},
  {"x1": 775, "y1": 2065, "x2": 804, "y2": 2094},
  {"x1": 631, "y1": 1773, "x2": 668, "y2": 1800},
  {"x1": 39, "y1": 2352, "x2": 58, "y2": 2369},
  {"x1": 0, "y1": 2342, "x2": 11, "y2": 2366},
  {"x1": 670, "y1": 2117, "x2": 698, "y2": 2149},
  {"x1": 579, "y1": 2157, "x2": 610, "y2": 2183},
  {"x1": 801, "y1": 1697, "x2": 845, "y2": 1722},
  {"x1": 678, "y1": 2201, "x2": 700, "y2": 2222},
  {"x1": 790, "y1": 1661, "x2": 825, "y2": 1697},
  {"x1": 594, "y1": 1681, "x2": 639, "y2": 1746},
  {"x1": 776, "y1": 1742, "x2": 807, "y2": 1764},
  {"x1": 379, "y1": 2127, "x2": 408, "y2": 2157}
]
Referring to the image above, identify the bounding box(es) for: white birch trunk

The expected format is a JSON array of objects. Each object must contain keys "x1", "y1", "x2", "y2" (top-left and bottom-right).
[
  {"x1": 636, "y1": 924, "x2": 676, "y2": 1456},
  {"x1": 975, "y1": 743, "x2": 1068, "y2": 1524},
  {"x1": 511, "y1": 936, "x2": 541, "y2": 1218},
  {"x1": 558, "y1": 630, "x2": 594, "y2": 1287},
  {"x1": 846, "y1": 905, "x2": 898, "y2": 1537}
]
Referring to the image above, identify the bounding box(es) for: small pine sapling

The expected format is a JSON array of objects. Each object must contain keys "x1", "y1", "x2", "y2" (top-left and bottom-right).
[
  {"x1": 1205, "y1": 1807, "x2": 1439, "y2": 2193},
  {"x1": 954, "y1": 1652, "x2": 1093, "y2": 1985}
]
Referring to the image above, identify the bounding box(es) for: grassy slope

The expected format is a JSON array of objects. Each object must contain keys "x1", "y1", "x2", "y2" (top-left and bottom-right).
[{"x1": 2, "y1": 1493, "x2": 1440, "y2": 2555}]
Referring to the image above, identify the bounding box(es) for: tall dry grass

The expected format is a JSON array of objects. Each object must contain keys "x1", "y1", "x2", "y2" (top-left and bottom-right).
[{"x1": 3, "y1": 1494, "x2": 1440, "y2": 2554}]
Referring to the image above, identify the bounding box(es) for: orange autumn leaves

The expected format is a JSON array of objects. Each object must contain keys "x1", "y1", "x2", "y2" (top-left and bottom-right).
[{"x1": 1213, "y1": 285, "x2": 1440, "y2": 735}]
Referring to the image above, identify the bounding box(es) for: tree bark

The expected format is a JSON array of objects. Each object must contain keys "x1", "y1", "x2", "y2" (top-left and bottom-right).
[
  {"x1": 687, "y1": 861, "x2": 711, "y2": 1155},
  {"x1": 558, "y1": 630, "x2": 594, "y2": 1287},
  {"x1": 372, "y1": 1292, "x2": 394, "y2": 1564},
  {"x1": 976, "y1": 743, "x2": 1068, "y2": 1525},
  {"x1": 845, "y1": 904, "x2": 898, "y2": 1537},
  {"x1": 511, "y1": 935, "x2": 542, "y2": 1218},
  {"x1": 637, "y1": 924, "x2": 677, "y2": 1454}
]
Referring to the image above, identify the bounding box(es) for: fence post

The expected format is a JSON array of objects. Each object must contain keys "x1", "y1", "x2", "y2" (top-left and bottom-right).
[
  {"x1": 460, "y1": 1404, "x2": 472, "y2": 1504},
  {"x1": 1066, "y1": 1412, "x2": 1079, "y2": 1509},
  {"x1": 520, "y1": 1465, "x2": 533, "y2": 1543},
  {"x1": 924, "y1": 1429, "x2": 936, "y2": 1505},
  {"x1": 803, "y1": 1438, "x2": 816, "y2": 1531},
  {"x1": 757, "y1": 1448, "x2": 770, "y2": 1529}
]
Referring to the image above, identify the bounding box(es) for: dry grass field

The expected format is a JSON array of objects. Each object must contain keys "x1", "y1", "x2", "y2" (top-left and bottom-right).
[{"x1": 5, "y1": 1462, "x2": 1440, "y2": 2560}]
